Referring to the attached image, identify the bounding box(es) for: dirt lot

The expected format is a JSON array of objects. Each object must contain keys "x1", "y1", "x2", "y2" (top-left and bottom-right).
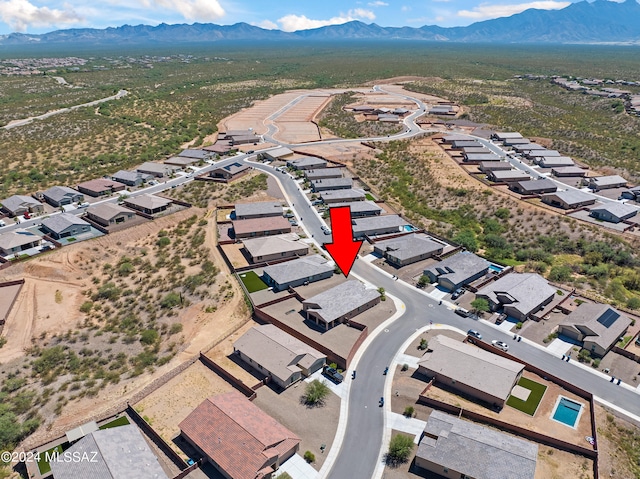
[
  {"x1": 220, "y1": 242, "x2": 250, "y2": 269},
  {"x1": 135, "y1": 360, "x2": 235, "y2": 452},
  {"x1": 273, "y1": 94, "x2": 331, "y2": 144},
  {"x1": 253, "y1": 380, "x2": 340, "y2": 471}
]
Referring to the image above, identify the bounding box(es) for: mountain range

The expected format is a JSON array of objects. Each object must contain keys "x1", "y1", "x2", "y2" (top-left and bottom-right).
[{"x1": 1, "y1": 0, "x2": 640, "y2": 46}]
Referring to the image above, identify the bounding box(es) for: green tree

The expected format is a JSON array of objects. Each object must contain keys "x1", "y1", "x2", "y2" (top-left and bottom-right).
[
  {"x1": 160, "y1": 292, "x2": 182, "y2": 309},
  {"x1": 470, "y1": 298, "x2": 490, "y2": 314},
  {"x1": 303, "y1": 451, "x2": 315, "y2": 463},
  {"x1": 548, "y1": 266, "x2": 572, "y2": 283},
  {"x1": 453, "y1": 230, "x2": 478, "y2": 252},
  {"x1": 417, "y1": 275, "x2": 429, "y2": 288},
  {"x1": 302, "y1": 379, "x2": 330, "y2": 406},
  {"x1": 140, "y1": 329, "x2": 159, "y2": 345},
  {"x1": 386, "y1": 434, "x2": 414, "y2": 465}
]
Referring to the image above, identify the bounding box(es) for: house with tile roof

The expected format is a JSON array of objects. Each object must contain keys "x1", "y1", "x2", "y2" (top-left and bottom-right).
[
  {"x1": 302, "y1": 280, "x2": 381, "y2": 330},
  {"x1": 476, "y1": 273, "x2": 556, "y2": 321},
  {"x1": 233, "y1": 324, "x2": 326, "y2": 389},
  {"x1": 179, "y1": 391, "x2": 300, "y2": 479},
  {"x1": 232, "y1": 216, "x2": 292, "y2": 239},
  {"x1": 415, "y1": 411, "x2": 537, "y2": 479},
  {"x1": 417, "y1": 335, "x2": 525, "y2": 408},
  {"x1": 262, "y1": 255, "x2": 333, "y2": 291},
  {"x1": 242, "y1": 234, "x2": 308, "y2": 263},
  {"x1": 0, "y1": 195, "x2": 44, "y2": 216},
  {"x1": 49, "y1": 424, "x2": 168, "y2": 479},
  {"x1": 558, "y1": 303, "x2": 632, "y2": 357}
]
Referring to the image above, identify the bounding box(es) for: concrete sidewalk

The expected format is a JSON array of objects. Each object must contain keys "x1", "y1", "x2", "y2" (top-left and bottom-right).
[{"x1": 278, "y1": 453, "x2": 320, "y2": 479}]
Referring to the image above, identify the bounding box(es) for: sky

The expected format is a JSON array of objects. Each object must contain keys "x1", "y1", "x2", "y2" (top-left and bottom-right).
[{"x1": 0, "y1": 0, "x2": 608, "y2": 35}]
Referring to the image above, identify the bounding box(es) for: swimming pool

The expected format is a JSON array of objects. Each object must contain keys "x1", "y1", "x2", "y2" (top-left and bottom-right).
[
  {"x1": 489, "y1": 264, "x2": 504, "y2": 273},
  {"x1": 551, "y1": 396, "x2": 583, "y2": 428}
]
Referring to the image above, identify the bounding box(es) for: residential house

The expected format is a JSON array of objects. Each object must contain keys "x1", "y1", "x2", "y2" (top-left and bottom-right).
[
  {"x1": 330, "y1": 201, "x2": 382, "y2": 217},
  {"x1": 538, "y1": 157, "x2": 575, "y2": 168},
  {"x1": 502, "y1": 137, "x2": 531, "y2": 146},
  {"x1": 136, "y1": 162, "x2": 179, "y2": 178},
  {"x1": 450, "y1": 140, "x2": 482, "y2": 149},
  {"x1": 262, "y1": 255, "x2": 333, "y2": 291},
  {"x1": 76, "y1": 178, "x2": 126, "y2": 197},
  {"x1": 302, "y1": 280, "x2": 381, "y2": 330},
  {"x1": 509, "y1": 179, "x2": 557, "y2": 195},
  {"x1": 49, "y1": 425, "x2": 168, "y2": 479},
  {"x1": 423, "y1": 252, "x2": 489, "y2": 291},
  {"x1": 178, "y1": 148, "x2": 210, "y2": 160},
  {"x1": 304, "y1": 168, "x2": 343, "y2": 181},
  {"x1": 463, "y1": 153, "x2": 501, "y2": 162},
  {"x1": 233, "y1": 324, "x2": 326, "y2": 389},
  {"x1": 41, "y1": 213, "x2": 91, "y2": 239},
  {"x1": 428, "y1": 105, "x2": 454, "y2": 115},
  {"x1": 476, "y1": 273, "x2": 556, "y2": 321},
  {"x1": 222, "y1": 130, "x2": 261, "y2": 145},
  {"x1": 164, "y1": 156, "x2": 199, "y2": 167},
  {"x1": 0, "y1": 229, "x2": 42, "y2": 256},
  {"x1": 263, "y1": 147, "x2": 294, "y2": 161},
  {"x1": 417, "y1": 335, "x2": 525, "y2": 408},
  {"x1": 541, "y1": 190, "x2": 596, "y2": 210},
  {"x1": 590, "y1": 203, "x2": 638, "y2": 223},
  {"x1": 487, "y1": 170, "x2": 530, "y2": 183},
  {"x1": 86, "y1": 203, "x2": 136, "y2": 227},
  {"x1": 374, "y1": 234, "x2": 444, "y2": 267},
  {"x1": 41, "y1": 186, "x2": 84, "y2": 207},
  {"x1": 179, "y1": 391, "x2": 300, "y2": 479},
  {"x1": 235, "y1": 201, "x2": 283, "y2": 220},
  {"x1": 415, "y1": 410, "x2": 537, "y2": 479},
  {"x1": 310, "y1": 178, "x2": 352, "y2": 192},
  {"x1": 587, "y1": 175, "x2": 627, "y2": 191},
  {"x1": 551, "y1": 166, "x2": 587, "y2": 177},
  {"x1": 479, "y1": 161, "x2": 513, "y2": 173},
  {"x1": 619, "y1": 186, "x2": 640, "y2": 201},
  {"x1": 110, "y1": 170, "x2": 153, "y2": 187},
  {"x1": 320, "y1": 189, "x2": 365, "y2": 204},
  {"x1": 491, "y1": 132, "x2": 524, "y2": 141},
  {"x1": 352, "y1": 215, "x2": 409, "y2": 238},
  {"x1": 558, "y1": 303, "x2": 632, "y2": 357},
  {"x1": 209, "y1": 162, "x2": 251, "y2": 182},
  {"x1": 514, "y1": 143, "x2": 545, "y2": 152},
  {"x1": 461, "y1": 146, "x2": 491, "y2": 155},
  {"x1": 242, "y1": 234, "x2": 308, "y2": 263},
  {"x1": 203, "y1": 141, "x2": 234, "y2": 155},
  {"x1": 441, "y1": 134, "x2": 469, "y2": 144},
  {"x1": 287, "y1": 157, "x2": 327, "y2": 170},
  {"x1": 123, "y1": 195, "x2": 172, "y2": 215},
  {"x1": 232, "y1": 216, "x2": 292, "y2": 239},
  {"x1": 0, "y1": 195, "x2": 44, "y2": 216},
  {"x1": 525, "y1": 150, "x2": 562, "y2": 160}
]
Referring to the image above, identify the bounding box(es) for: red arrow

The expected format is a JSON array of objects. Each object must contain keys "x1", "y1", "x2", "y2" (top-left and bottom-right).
[{"x1": 325, "y1": 206, "x2": 363, "y2": 277}]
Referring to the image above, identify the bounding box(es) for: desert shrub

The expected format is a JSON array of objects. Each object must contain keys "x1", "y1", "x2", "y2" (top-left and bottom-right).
[
  {"x1": 302, "y1": 380, "x2": 330, "y2": 406},
  {"x1": 403, "y1": 406, "x2": 415, "y2": 418},
  {"x1": 140, "y1": 329, "x2": 159, "y2": 345},
  {"x1": 387, "y1": 434, "x2": 414, "y2": 465},
  {"x1": 160, "y1": 292, "x2": 182, "y2": 309},
  {"x1": 303, "y1": 451, "x2": 315, "y2": 463}
]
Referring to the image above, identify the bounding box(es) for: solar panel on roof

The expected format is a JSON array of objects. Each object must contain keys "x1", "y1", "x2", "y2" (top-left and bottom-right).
[{"x1": 597, "y1": 309, "x2": 620, "y2": 328}]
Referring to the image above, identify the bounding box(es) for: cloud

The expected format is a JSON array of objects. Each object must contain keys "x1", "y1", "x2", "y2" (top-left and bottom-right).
[
  {"x1": 277, "y1": 9, "x2": 376, "y2": 32},
  {"x1": 144, "y1": 0, "x2": 225, "y2": 21},
  {"x1": 368, "y1": 1, "x2": 388, "y2": 6},
  {"x1": 401, "y1": 5, "x2": 411, "y2": 12},
  {"x1": 256, "y1": 19, "x2": 278, "y2": 30},
  {"x1": 457, "y1": 1, "x2": 570, "y2": 19},
  {"x1": 0, "y1": 0, "x2": 83, "y2": 32}
]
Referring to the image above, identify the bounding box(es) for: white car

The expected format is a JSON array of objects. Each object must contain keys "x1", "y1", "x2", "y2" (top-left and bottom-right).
[
  {"x1": 491, "y1": 340, "x2": 509, "y2": 352},
  {"x1": 78, "y1": 202, "x2": 90, "y2": 208},
  {"x1": 0, "y1": 220, "x2": 5, "y2": 227}
]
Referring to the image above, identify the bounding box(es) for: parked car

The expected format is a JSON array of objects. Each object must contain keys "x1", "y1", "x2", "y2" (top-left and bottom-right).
[
  {"x1": 78, "y1": 202, "x2": 90, "y2": 208},
  {"x1": 451, "y1": 288, "x2": 465, "y2": 300},
  {"x1": 467, "y1": 329, "x2": 482, "y2": 340},
  {"x1": 323, "y1": 366, "x2": 344, "y2": 384},
  {"x1": 455, "y1": 308, "x2": 472, "y2": 318},
  {"x1": 0, "y1": 220, "x2": 5, "y2": 227},
  {"x1": 379, "y1": 397, "x2": 384, "y2": 407},
  {"x1": 23, "y1": 212, "x2": 31, "y2": 219},
  {"x1": 289, "y1": 219, "x2": 298, "y2": 226},
  {"x1": 491, "y1": 340, "x2": 509, "y2": 352}
]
